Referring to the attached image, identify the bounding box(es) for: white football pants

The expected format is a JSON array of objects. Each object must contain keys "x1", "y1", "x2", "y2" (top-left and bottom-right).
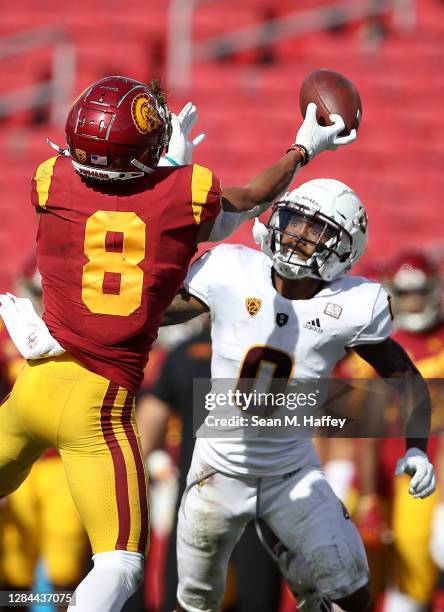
[{"x1": 177, "y1": 445, "x2": 369, "y2": 612}]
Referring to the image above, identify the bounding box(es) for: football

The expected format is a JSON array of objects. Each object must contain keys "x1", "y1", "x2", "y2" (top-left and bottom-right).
[{"x1": 299, "y1": 69, "x2": 362, "y2": 136}]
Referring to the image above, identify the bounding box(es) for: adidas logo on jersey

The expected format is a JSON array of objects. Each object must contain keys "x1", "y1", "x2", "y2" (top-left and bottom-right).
[{"x1": 303, "y1": 318, "x2": 323, "y2": 333}]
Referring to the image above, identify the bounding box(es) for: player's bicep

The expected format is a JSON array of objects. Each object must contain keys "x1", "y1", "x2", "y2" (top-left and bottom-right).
[
  {"x1": 354, "y1": 337, "x2": 419, "y2": 378},
  {"x1": 161, "y1": 290, "x2": 209, "y2": 326},
  {"x1": 221, "y1": 187, "x2": 256, "y2": 213}
]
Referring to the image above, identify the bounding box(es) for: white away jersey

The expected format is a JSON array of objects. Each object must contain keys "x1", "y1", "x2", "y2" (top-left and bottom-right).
[{"x1": 184, "y1": 244, "x2": 393, "y2": 476}]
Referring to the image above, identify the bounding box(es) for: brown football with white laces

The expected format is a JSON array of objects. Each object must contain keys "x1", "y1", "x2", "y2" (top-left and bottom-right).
[{"x1": 299, "y1": 69, "x2": 362, "y2": 136}]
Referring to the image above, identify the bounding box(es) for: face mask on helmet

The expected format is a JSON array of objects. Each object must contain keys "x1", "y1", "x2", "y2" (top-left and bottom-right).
[
  {"x1": 384, "y1": 252, "x2": 442, "y2": 332},
  {"x1": 268, "y1": 204, "x2": 349, "y2": 280},
  {"x1": 253, "y1": 179, "x2": 368, "y2": 283},
  {"x1": 50, "y1": 76, "x2": 172, "y2": 181}
]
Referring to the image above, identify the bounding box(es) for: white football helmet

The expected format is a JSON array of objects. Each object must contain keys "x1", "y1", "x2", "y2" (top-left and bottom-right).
[{"x1": 253, "y1": 179, "x2": 368, "y2": 282}]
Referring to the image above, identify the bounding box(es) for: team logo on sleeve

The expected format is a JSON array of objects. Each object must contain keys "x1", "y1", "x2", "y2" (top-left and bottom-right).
[
  {"x1": 245, "y1": 297, "x2": 262, "y2": 317},
  {"x1": 324, "y1": 303, "x2": 342, "y2": 319},
  {"x1": 276, "y1": 313, "x2": 289, "y2": 327},
  {"x1": 131, "y1": 93, "x2": 160, "y2": 134}
]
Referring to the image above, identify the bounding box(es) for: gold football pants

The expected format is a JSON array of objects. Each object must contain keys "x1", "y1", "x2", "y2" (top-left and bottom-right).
[
  {"x1": 0, "y1": 354, "x2": 149, "y2": 555},
  {"x1": 0, "y1": 455, "x2": 87, "y2": 587}
]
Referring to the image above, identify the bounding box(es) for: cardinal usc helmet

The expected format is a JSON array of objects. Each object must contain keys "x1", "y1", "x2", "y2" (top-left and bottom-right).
[
  {"x1": 64, "y1": 76, "x2": 172, "y2": 180},
  {"x1": 384, "y1": 250, "x2": 442, "y2": 332},
  {"x1": 253, "y1": 179, "x2": 368, "y2": 282}
]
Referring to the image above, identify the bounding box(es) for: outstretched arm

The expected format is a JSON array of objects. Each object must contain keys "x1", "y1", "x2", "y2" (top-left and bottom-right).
[
  {"x1": 196, "y1": 148, "x2": 304, "y2": 243},
  {"x1": 354, "y1": 338, "x2": 435, "y2": 499},
  {"x1": 160, "y1": 290, "x2": 209, "y2": 326},
  {"x1": 198, "y1": 104, "x2": 357, "y2": 242},
  {"x1": 354, "y1": 337, "x2": 431, "y2": 453},
  {"x1": 158, "y1": 100, "x2": 357, "y2": 243}
]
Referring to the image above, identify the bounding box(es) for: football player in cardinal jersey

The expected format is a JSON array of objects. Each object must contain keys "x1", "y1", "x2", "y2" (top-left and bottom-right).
[
  {"x1": 342, "y1": 251, "x2": 444, "y2": 612},
  {"x1": 160, "y1": 180, "x2": 436, "y2": 612},
  {"x1": 0, "y1": 76, "x2": 356, "y2": 612}
]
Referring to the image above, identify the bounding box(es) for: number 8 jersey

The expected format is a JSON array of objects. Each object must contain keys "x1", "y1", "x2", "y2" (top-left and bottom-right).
[
  {"x1": 184, "y1": 244, "x2": 393, "y2": 476},
  {"x1": 32, "y1": 155, "x2": 221, "y2": 393}
]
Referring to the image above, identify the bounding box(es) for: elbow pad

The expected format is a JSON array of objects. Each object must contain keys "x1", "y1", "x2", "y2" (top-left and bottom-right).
[{"x1": 207, "y1": 203, "x2": 270, "y2": 242}]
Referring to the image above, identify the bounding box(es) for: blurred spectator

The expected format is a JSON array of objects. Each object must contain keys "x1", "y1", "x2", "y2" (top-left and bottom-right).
[
  {"x1": 357, "y1": 0, "x2": 388, "y2": 56},
  {"x1": 255, "y1": 7, "x2": 278, "y2": 66},
  {"x1": 29, "y1": 70, "x2": 51, "y2": 127},
  {"x1": 145, "y1": 36, "x2": 166, "y2": 84},
  {"x1": 325, "y1": 7, "x2": 348, "y2": 36}
]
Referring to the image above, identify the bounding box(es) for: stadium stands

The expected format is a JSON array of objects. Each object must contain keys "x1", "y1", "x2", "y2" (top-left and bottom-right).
[{"x1": 0, "y1": 0, "x2": 443, "y2": 289}]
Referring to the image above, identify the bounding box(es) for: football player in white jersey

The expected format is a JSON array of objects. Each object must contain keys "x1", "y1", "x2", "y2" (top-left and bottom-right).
[{"x1": 161, "y1": 178, "x2": 436, "y2": 612}]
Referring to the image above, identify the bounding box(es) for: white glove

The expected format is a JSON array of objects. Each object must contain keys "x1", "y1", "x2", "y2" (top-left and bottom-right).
[
  {"x1": 395, "y1": 447, "x2": 436, "y2": 499},
  {"x1": 158, "y1": 102, "x2": 205, "y2": 167},
  {"x1": 0, "y1": 293, "x2": 65, "y2": 360},
  {"x1": 430, "y1": 503, "x2": 444, "y2": 570},
  {"x1": 295, "y1": 102, "x2": 357, "y2": 161}
]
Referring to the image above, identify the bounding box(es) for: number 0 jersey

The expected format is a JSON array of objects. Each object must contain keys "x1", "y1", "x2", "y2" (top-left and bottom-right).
[
  {"x1": 32, "y1": 155, "x2": 221, "y2": 393},
  {"x1": 184, "y1": 244, "x2": 393, "y2": 476}
]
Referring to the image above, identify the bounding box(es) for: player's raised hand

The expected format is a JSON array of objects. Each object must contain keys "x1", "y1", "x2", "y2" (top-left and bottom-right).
[
  {"x1": 295, "y1": 103, "x2": 357, "y2": 162},
  {"x1": 0, "y1": 293, "x2": 65, "y2": 360},
  {"x1": 395, "y1": 447, "x2": 436, "y2": 499},
  {"x1": 159, "y1": 102, "x2": 205, "y2": 167}
]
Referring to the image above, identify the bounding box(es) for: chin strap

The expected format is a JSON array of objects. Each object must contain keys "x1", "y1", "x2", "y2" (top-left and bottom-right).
[
  {"x1": 71, "y1": 160, "x2": 145, "y2": 181},
  {"x1": 47, "y1": 138, "x2": 69, "y2": 156},
  {"x1": 46, "y1": 139, "x2": 154, "y2": 180},
  {"x1": 130, "y1": 158, "x2": 155, "y2": 174}
]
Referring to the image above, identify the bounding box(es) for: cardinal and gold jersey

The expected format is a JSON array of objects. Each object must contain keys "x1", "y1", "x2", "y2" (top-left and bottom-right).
[
  {"x1": 32, "y1": 155, "x2": 221, "y2": 393},
  {"x1": 341, "y1": 324, "x2": 444, "y2": 489},
  {"x1": 341, "y1": 320, "x2": 444, "y2": 604},
  {"x1": 184, "y1": 244, "x2": 393, "y2": 476}
]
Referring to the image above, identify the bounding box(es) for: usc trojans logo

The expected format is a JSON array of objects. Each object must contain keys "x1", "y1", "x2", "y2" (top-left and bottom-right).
[
  {"x1": 131, "y1": 93, "x2": 160, "y2": 134},
  {"x1": 245, "y1": 297, "x2": 262, "y2": 317}
]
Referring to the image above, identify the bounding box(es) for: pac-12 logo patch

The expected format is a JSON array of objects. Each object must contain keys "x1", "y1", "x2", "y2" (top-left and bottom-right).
[
  {"x1": 131, "y1": 93, "x2": 160, "y2": 134},
  {"x1": 276, "y1": 313, "x2": 289, "y2": 327},
  {"x1": 245, "y1": 297, "x2": 262, "y2": 317}
]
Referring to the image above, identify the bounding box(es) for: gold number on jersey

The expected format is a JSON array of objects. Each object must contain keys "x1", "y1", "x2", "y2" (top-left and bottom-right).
[
  {"x1": 82, "y1": 211, "x2": 146, "y2": 316},
  {"x1": 235, "y1": 345, "x2": 294, "y2": 415}
]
